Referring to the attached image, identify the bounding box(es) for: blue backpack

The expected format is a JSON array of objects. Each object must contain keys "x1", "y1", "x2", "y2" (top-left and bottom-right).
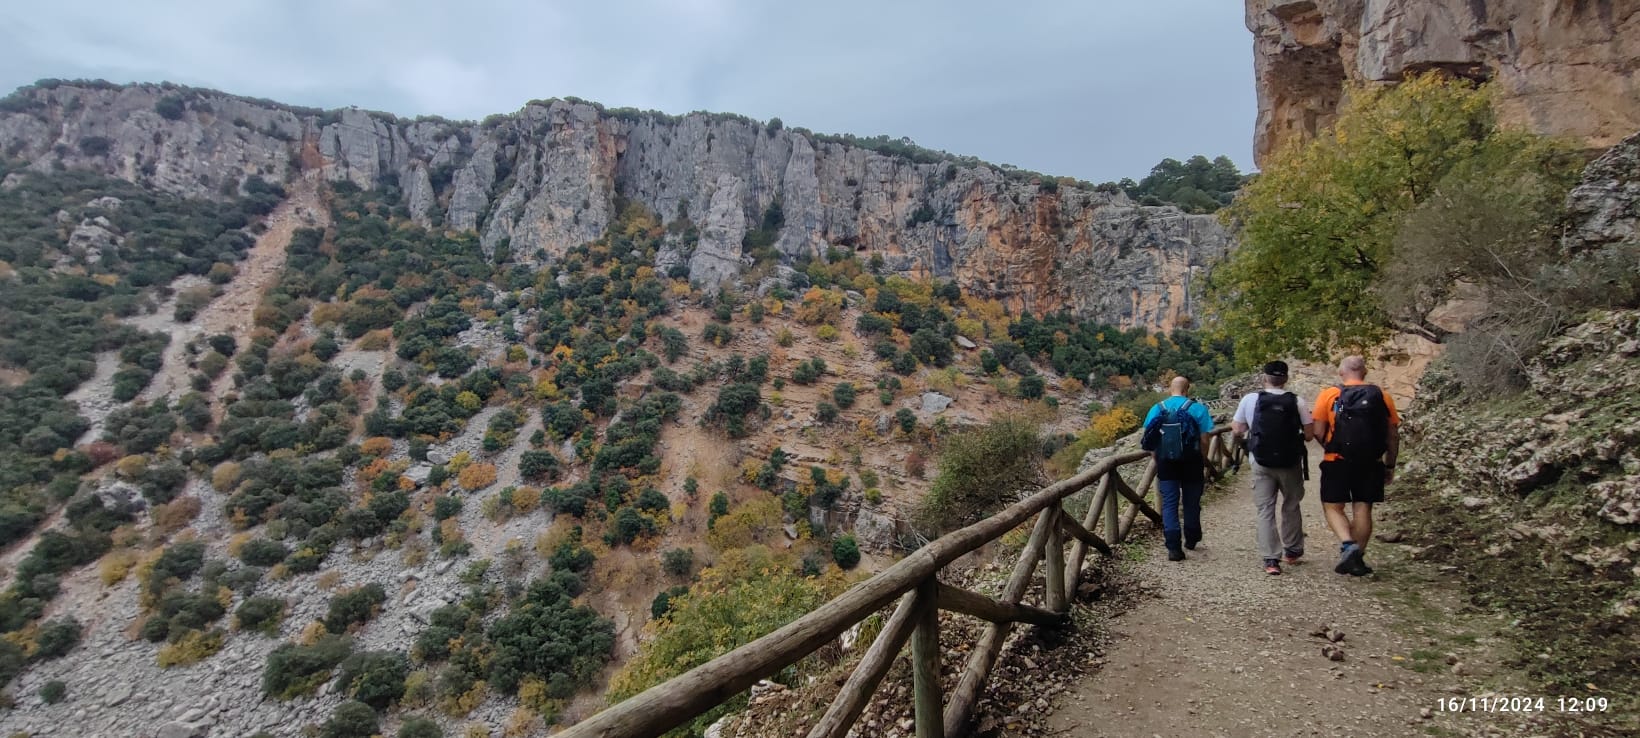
[{"x1": 1141, "y1": 399, "x2": 1200, "y2": 461}]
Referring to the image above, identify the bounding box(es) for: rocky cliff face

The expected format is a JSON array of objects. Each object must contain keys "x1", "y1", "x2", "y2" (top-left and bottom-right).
[
  {"x1": 1246, "y1": 0, "x2": 1640, "y2": 165},
  {"x1": 0, "y1": 81, "x2": 1229, "y2": 329}
]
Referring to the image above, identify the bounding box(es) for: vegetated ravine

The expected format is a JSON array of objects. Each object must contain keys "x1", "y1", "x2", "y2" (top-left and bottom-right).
[{"x1": 0, "y1": 80, "x2": 1240, "y2": 738}]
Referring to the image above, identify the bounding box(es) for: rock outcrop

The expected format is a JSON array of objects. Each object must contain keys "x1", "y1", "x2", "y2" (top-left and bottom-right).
[
  {"x1": 1564, "y1": 129, "x2": 1640, "y2": 256},
  {"x1": 0, "y1": 81, "x2": 1230, "y2": 329},
  {"x1": 1246, "y1": 0, "x2": 1640, "y2": 165}
]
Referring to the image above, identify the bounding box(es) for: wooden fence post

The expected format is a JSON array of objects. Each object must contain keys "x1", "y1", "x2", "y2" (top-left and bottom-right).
[
  {"x1": 911, "y1": 578, "x2": 944, "y2": 738},
  {"x1": 1044, "y1": 506, "x2": 1067, "y2": 613},
  {"x1": 1103, "y1": 469, "x2": 1120, "y2": 542},
  {"x1": 1065, "y1": 473, "x2": 1112, "y2": 594}
]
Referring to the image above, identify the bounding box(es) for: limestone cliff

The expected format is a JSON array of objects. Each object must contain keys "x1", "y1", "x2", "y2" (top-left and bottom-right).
[
  {"x1": 1246, "y1": 0, "x2": 1640, "y2": 165},
  {"x1": 0, "y1": 81, "x2": 1230, "y2": 330}
]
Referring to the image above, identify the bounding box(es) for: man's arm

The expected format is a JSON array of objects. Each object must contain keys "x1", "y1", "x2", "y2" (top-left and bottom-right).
[{"x1": 1384, "y1": 423, "x2": 1400, "y2": 482}]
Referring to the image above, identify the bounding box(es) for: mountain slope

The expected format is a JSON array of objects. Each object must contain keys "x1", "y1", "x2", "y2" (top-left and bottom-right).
[{"x1": 0, "y1": 80, "x2": 1229, "y2": 329}]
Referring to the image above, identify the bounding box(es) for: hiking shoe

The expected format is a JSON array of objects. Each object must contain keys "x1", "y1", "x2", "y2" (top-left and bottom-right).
[
  {"x1": 1167, "y1": 549, "x2": 1186, "y2": 562},
  {"x1": 1283, "y1": 549, "x2": 1304, "y2": 565},
  {"x1": 1350, "y1": 556, "x2": 1374, "y2": 576},
  {"x1": 1263, "y1": 560, "x2": 1283, "y2": 575},
  {"x1": 1335, "y1": 545, "x2": 1364, "y2": 575}
]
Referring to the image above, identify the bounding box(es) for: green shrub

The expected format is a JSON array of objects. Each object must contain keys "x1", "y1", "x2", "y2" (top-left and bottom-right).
[
  {"x1": 832, "y1": 382, "x2": 856, "y2": 409},
  {"x1": 339, "y1": 650, "x2": 409, "y2": 710},
  {"x1": 707, "y1": 492, "x2": 730, "y2": 528},
  {"x1": 154, "y1": 95, "x2": 186, "y2": 120},
  {"x1": 145, "y1": 541, "x2": 206, "y2": 596},
  {"x1": 111, "y1": 367, "x2": 154, "y2": 402},
  {"x1": 324, "y1": 584, "x2": 387, "y2": 633},
  {"x1": 235, "y1": 596, "x2": 285, "y2": 635},
  {"x1": 398, "y1": 716, "x2": 443, "y2": 738},
  {"x1": 831, "y1": 535, "x2": 861, "y2": 569},
  {"x1": 661, "y1": 548, "x2": 694, "y2": 578},
  {"x1": 319, "y1": 700, "x2": 378, "y2": 738},
  {"x1": 432, "y1": 496, "x2": 461, "y2": 521},
  {"x1": 518, "y1": 450, "x2": 560, "y2": 482},
  {"x1": 895, "y1": 408, "x2": 916, "y2": 434},
  {"x1": 484, "y1": 577, "x2": 615, "y2": 696},
  {"x1": 791, "y1": 358, "x2": 825, "y2": 385},
  {"x1": 918, "y1": 415, "x2": 1042, "y2": 533},
  {"x1": 39, "y1": 679, "x2": 66, "y2": 704},
  {"x1": 33, "y1": 617, "x2": 81, "y2": 660},
  {"x1": 608, "y1": 550, "x2": 846, "y2": 732},
  {"x1": 239, "y1": 538, "x2": 288, "y2": 566},
  {"x1": 262, "y1": 634, "x2": 354, "y2": 699}
]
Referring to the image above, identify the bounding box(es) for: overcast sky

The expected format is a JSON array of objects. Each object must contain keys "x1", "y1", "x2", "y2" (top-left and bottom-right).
[{"x1": 0, "y1": 0, "x2": 1255, "y2": 182}]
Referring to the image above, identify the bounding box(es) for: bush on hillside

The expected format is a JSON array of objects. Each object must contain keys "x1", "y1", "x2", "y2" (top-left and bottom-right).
[
  {"x1": 918, "y1": 415, "x2": 1043, "y2": 533},
  {"x1": 263, "y1": 634, "x2": 354, "y2": 699},
  {"x1": 324, "y1": 584, "x2": 387, "y2": 633}
]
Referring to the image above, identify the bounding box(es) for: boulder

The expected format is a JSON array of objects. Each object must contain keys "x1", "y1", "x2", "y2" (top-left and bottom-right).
[
  {"x1": 855, "y1": 508, "x2": 900, "y2": 550},
  {"x1": 102, "y1": 681, "x2": 134, "y2": 708},
  {"x1": 921, "y1": 392, "x2": 955, "y2": 414},
  {"x1": 155, "y1": 722, "x2": 206, "y2": 738}
]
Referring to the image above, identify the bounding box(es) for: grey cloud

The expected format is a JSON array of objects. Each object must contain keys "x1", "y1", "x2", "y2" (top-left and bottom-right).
[{"x1": 0, "y1": 0, "x2": 1254, "y2": 181}]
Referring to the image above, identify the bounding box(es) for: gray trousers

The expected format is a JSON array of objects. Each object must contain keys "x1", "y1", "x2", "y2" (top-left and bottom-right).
[{"x1": 1251, "y1": 460, "x2": 1305, "y2": 560}]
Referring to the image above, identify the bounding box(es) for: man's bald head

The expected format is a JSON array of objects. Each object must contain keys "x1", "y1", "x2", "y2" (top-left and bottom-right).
[
  {"x1": 1169, "y1": 376, "x2": 1191, "y2": 396},
  {"x1": 1339, "y1": 355, "x2": 1367, "y2": 380}
]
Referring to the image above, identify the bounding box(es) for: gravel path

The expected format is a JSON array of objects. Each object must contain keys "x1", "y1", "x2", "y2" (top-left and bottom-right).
[{"x1": 1046, "y1": 444, "x2": 1492, "y2": 738}]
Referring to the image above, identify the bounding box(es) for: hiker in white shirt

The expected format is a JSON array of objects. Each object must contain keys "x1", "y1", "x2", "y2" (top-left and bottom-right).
[{"x1": 1231, "y1": 361, "x2": 1313, "y2": 575}]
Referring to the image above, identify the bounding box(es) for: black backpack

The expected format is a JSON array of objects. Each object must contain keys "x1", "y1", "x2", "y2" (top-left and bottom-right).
[
  {"x1": 1141, "y1": 399, "x2": 1200, "y2": 461},
  {"x1": 1247, "y1": 391, "x2": 1304, "y2": 468},
  {"x1": 1324, "y1": 384, "x2": 1389, "y2": 461}
]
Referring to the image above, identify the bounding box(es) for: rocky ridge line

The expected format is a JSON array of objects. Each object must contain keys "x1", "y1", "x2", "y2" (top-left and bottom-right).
[{"x1": 0, "y1": 81, "x2": 1229, "y2": 330}]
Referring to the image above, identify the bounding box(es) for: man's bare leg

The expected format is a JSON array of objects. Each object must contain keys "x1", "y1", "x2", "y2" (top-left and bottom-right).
[
  {"x1": 1350, "y1": 502, "x2": 1374, "y2": 548},
  {"x1": 1323, "y1": 502, "x2": 1354, "y2": 543}
]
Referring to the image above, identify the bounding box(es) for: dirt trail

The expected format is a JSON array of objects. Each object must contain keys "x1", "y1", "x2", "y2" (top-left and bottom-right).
[
  {"x1": 141, "y1": 171, "x2": 329, "y2": 403},
  {"x1": 1046, "y1": 445, "x2": 1501, "y2": 738}
]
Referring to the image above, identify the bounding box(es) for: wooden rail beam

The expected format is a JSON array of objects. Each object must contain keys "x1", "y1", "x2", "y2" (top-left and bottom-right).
[
  {"x1": 1117, "y1": 490, "x2": 1144, "y2": 540},
  {"x1": 935, "y1": 582, "x2": 1064, "y2": 627},
  {"x1": 806, "y1": 593, "x2": 920, "y2": 738},
  {"x1": 1064, "y1": 473, "x2": 1112, "y2": 595},
  {"x1": 1112, "y1": 474, "x2": 1163, "y2": 525},
  {"x1": 1059, "y1": 514, "x2": 1112, "y2": 557}
]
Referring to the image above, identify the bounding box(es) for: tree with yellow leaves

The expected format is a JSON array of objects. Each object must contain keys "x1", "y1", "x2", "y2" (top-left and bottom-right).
[{"x1": 457, "y1": 463, "x2": 497, "y2": 491}]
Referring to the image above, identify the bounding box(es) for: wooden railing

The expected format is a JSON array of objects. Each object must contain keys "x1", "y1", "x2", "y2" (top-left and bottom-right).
[{"x1": 562, "y1": 425, "x2": 1244, "y2": 738}]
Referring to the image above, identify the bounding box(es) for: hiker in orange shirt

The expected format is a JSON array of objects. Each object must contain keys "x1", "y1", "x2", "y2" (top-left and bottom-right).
[{"x1": 1311, "y1": 356, "x2": 1400, "y2": 576}]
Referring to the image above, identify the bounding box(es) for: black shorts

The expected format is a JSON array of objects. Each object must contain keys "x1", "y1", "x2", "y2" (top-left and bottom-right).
[{"x1": 1319, "y1": 459, "x2": 1385, "y2": 504}]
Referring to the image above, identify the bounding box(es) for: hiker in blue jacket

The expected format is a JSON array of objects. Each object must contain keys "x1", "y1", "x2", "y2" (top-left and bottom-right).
[{"x1": 1142, "y1": 376, "x2": 1217, "y2": 561}]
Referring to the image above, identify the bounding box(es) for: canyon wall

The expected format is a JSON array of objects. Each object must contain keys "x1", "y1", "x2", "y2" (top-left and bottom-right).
[{"x1": 0, "y1": 82, "x2": 1231, "y2": 330}]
